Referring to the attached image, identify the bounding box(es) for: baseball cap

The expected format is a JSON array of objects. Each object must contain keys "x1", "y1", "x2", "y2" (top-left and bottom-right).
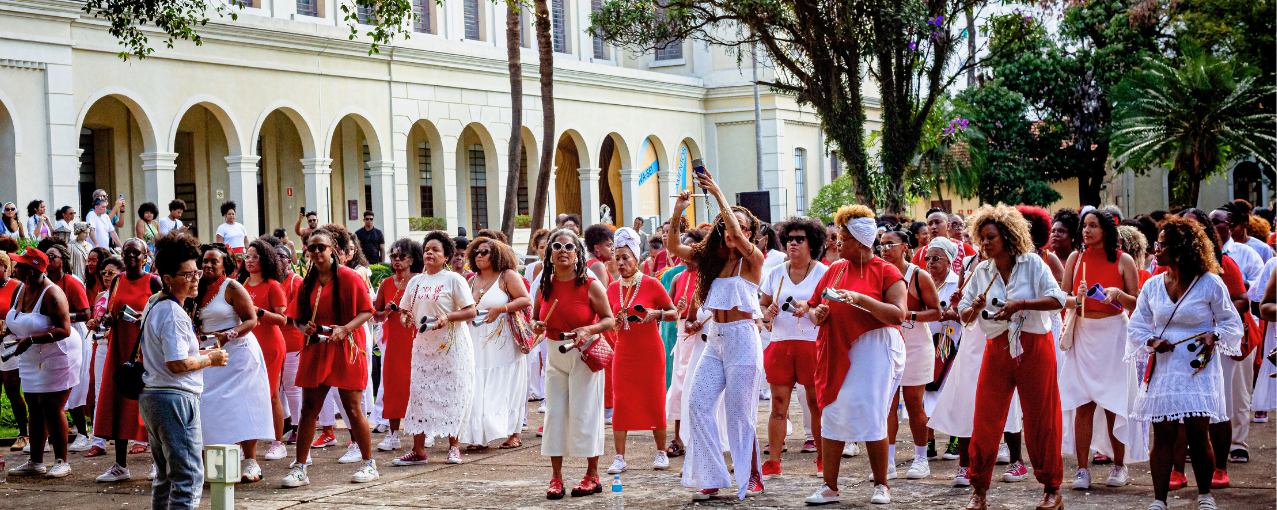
[{"x1": 10, "y1": 247, "x2": 48, "y2": 273}]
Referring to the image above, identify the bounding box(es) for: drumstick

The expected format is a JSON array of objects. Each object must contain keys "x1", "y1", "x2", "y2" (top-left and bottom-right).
[
  {"x1": 1169, "y1": 330, "x2": 1212, "y2": 346},
  {"x1": 529, "y1": 299, "x2": 559, "y2": 348},
  {"x1": 670, "y1": 194, "x2": 708, "y2": 198},
  {"x1": 962, "y1": 274, "x2": 998, "y2": 328},
  {"x1": 1078, "y1": 262, "x2": 1087, "y2": 330}
]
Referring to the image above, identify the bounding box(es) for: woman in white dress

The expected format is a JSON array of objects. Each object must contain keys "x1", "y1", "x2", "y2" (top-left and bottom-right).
[
  {"x1": 524, "y1": 229, "x2": 550, "y2": 405},
  {"x1": 195, "y1": 244, "x2": 273, "y2": 483},
  {"x1": 1129, "y1": 216, "x2": 1242, "y2": 510},
  {"x1": 460, "y1": 237, "x2": 531, "y2": 450},
  {"x1": 396, "y1": 230, "x2": 478, "y2": 466}
]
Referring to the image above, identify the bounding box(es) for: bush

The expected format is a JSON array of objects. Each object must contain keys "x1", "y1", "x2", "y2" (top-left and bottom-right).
[
  {"x1": 516, "y1": 215, "x2": 532, "y2": 229},
  {"x1": 409, "y1": 217, "x2": 447, "y2": 232},
  {"x1": 368, "y1": 263, "x2": 393, "y2": 290}
]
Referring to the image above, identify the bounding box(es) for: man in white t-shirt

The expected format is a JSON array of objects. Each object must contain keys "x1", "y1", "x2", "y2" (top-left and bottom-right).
[
  {"x1": 158, "y1": 199, "x2": 189, "y2": 236},
  {"x1": 214, "y1": 201, "x2": 248, "y2": 254},
  {"x1": 86, "y1": 198, "x2": 119, "y2": 249}
]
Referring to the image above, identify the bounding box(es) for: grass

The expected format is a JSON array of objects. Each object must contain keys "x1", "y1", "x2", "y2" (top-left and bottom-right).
[{"x1": 1, "y1": 391, "x2": 17, "y2": 438}]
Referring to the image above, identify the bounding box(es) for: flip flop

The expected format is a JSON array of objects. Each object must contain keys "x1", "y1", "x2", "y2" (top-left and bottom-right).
[
  {"x1": 465, "y1": 444, "x2": 489, "y2": 452},
  {"x1": 500, "y1": 439, "x2": 522, "y2": 449}
]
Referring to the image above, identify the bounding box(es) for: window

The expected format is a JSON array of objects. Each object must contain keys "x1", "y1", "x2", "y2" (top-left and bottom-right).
[
  {"x1": 551, "y1": 0, "x2": 568, "y2": 53},
  {"x1": 653, "y1": 7, "x2": 682, "y2": 60},
  {"x1": 413, "y1": 0, "x2": 432, "y2": 33},
  {"x1": 296, "y1": 0, "x2": 318, "y2": 17},
  {"x1": 78, "y1": 128, "x2": 97, "y2": 218},
  {"x1": 830, "y1": 151, "x2": 841, "y2": 180},
  {"x1": 241, "y1": 0, "x2": 255, "y2": 7},
  {"x1": 356, "y1": 5, "x2": 374, "y2": 24},
  {"x1": 363, "y1": 142, "x2": 373, "y2": 213},
  {"x1": 794, "y1": 149, "x2": 806, "y2": 216},
  {"x1": 418, "y1": 142, "x2": 434, "y2": 217},
  {"x1": 519, "y1": 8, "x2": 525, "y2": 47},
  {"x1": 591, "y1": 0, "x2": 606, "y2": 59},
  {"x1": 469, "y1": 144, "x2": 488, "y2": 230},
  {"x1": 464, "y1": 0, "x2": 481, "y2": 40},
  {"x1": 518, "y1": 149, "x2": 529, "y2": 215}
]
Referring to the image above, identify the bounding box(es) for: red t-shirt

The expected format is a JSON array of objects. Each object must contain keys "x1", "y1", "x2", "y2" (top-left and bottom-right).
[
  {"x1": 285, "y1": 266, "x2": 374, "y2": 337},
  {"x1": 244, "y1": 279, "x2": 288, "y2": 353},
  {"x1": 607, "y1": 275, "x2": 673, "y2": 339},
  {"x1": 53, "y1": 273, "x2": 90, "y2": 314},
  {"x1": 670, "y1": 269, "x2": 699, "y2": 319},
  {"x1": 0, "y1": 278, "x2": 20, "y2": 312},
  {"x1": 280, "y1": 272, "x2": 305, "y2": 352},
  {"x1": 809, "y1": 257, "x2": 903, "y2": 409}
]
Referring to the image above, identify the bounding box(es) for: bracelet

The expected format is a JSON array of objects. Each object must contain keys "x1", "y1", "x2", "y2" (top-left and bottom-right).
[{"x1": 227, "y1": 329, "x2": 239, "y2": 339}]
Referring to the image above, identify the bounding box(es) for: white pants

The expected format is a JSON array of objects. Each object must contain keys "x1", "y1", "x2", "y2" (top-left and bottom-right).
[
  {"x1": 797, "y1": 385, "x2": 814, "y2": 441},
  {"x1": 540, "y1": 338, "x2": 605, "y2": 458},
  {"x1": 681, "y1": 320, "x2": 763, "y2": 500},
  {"x1": 1227, "y1": 349, "x2": 1255, "y2": 452},
  {"x1": 281, "y1": 352, "x2": 302, "y2": 422},
  {"x1": 527, "y1": 341, "x2": 547, "y2": 400}
]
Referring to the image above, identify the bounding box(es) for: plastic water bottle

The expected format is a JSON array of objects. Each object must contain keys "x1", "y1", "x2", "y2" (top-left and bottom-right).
[{"x1": 611, "y1": 474, "x2": 623, "y2": 509}]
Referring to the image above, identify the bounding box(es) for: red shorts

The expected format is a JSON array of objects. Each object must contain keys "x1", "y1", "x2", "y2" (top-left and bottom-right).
[{"x1": 764, "y1": 340, "x2": 817, "y2": 388}]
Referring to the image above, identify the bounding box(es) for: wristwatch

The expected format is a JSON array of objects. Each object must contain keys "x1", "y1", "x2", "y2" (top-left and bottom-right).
[{"x1": 257, "y1": 308, "x2": 266, "y2": 318}]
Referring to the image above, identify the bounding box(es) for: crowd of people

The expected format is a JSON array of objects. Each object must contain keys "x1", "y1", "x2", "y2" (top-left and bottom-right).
[{"x1": 1, "y1": 178, "x2": 1275, "y2": 510}]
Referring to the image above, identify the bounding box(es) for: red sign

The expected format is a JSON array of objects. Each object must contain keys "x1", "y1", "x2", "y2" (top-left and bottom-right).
[{"x1": 286, "y1": 188, "x2": 293, "y2": 197}]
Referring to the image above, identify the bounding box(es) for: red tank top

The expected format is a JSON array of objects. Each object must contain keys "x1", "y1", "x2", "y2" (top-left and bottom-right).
[
  {"x1": 903, "y1": 264, "x2": 926, "y2": 312},
  {"x1": 588, "y1": 258, "x2": 613, "y2": 287},
  {"x1": 539, "y1": 276, "x2": 600, "y2": 338},
  {"x1": 1077, "y1": 247, "x2": 1125, "y2": 311}
]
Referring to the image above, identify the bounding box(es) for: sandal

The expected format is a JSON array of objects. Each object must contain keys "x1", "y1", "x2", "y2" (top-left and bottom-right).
[
  {"x1": 129, "y1": 443, "x2": 149, "y2": 455},
  {"x1": 546, "y1": 477, "x2": 565, "y2": 500},
  {"x1": 570, "y1": 475, "x2": 602, "y2": 497},
  {"x1": 499, "y1": 439, "x2": 522, "y2": 449},
  {"x1": 465, "y1": 444, "x2": 488, "y2": 452},
  {"x1": 666, "y1": 441, "x2": 685, "y2": 457}
]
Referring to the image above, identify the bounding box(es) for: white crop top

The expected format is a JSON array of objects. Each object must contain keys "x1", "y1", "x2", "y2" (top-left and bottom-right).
[{"x1": 703, "y1": 259, "x2": 763, "y2": 317}]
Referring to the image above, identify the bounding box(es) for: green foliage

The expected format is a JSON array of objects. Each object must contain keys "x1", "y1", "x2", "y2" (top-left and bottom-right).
[
  {"x1": 912, "y1": 97, "x2": 986, "y2": 203},
  {"x1": 808, "y1": 174, "x2": 858, "y2": 225},
  {"x1": 515, "y1": 215, "x2": 532, "y2": 229},
  {"x1": 409, "y1": 217, "x2": 448, "y2": 232},
  {"x1": 83, "y1": 0, "x2": 420, "y2": 59},
  {"x1": 368, "y1": 263, "x2": 393, "y2": 290},
  {"x1": 955, "y1": 81, "x2": 1064, "y2": 207},
  {"x1": 1111, "y1": 51, "x2": 1276, "y2": 206}
]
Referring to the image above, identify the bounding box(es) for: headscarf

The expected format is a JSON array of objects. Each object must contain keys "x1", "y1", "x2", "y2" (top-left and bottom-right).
[
  {"x1": 927, "y1": 236, "x2": 959, "y2": 262},
  {"x1": 846, "y1": 217, "x2": 877, "y2": 250},
  {"x1": 613, "y1": 227, "x2": 642, "y2": 258}
]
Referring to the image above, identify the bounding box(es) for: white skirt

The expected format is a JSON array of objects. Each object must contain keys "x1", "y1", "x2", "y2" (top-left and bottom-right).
[
  {"x1": 929, "y1": 329, "x2": 1023, "y2": 437},
  {"x1": 65, "y1": 322, "x2": 91, "y2": 409},
  {"x1": 402, "y1": 326, "x2": 476, "y2": 442},
  {"x1": 1253, "y1": 322, "x2": 1276, "y2": 412},
  {"x1": 16, "y1": 329, "x2": 82, "y2": 394},
  {"x1": 1059, "y1": 314, "x2": 1134, "y2": 416},
  {"x1": 900, "y1": 322, "x2": 934, "y2": 387},
  {"x1": 821, "y1": 327, "x2": 906, "y2": 443},
  {"x1": 541, "y1": 337, "x2": 605, "y2": 458},
  {"x1": 459, "y1": 320, "x2": 528, "y2": 444},
  {"x1": 201, "y1": 333, "x2": 275, "y2": 445}
]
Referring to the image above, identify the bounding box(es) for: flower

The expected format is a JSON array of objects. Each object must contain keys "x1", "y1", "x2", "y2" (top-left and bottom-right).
[{"x1": 909, "y1": 41, "x2": 917, "y2": 49}]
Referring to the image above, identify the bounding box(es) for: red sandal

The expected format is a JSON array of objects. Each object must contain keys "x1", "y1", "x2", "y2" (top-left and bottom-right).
[
  {"x1": 546, "y1": 478, "x2": 565, "y2": 500},
  {"x1": 570, "y1": 475, "x2": 602, "y2": 497}
]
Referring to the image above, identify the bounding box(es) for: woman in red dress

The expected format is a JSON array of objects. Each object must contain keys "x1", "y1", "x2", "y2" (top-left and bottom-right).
[
  {"x1": 281, "y1": 225, "x2": 376, "y2": 487},
  {"x1": 584, "y1": 224, "x2": 619, "y2": 420},
  {"x1": 93, "y1": 238, "x2": 159, "y2": 481},
  {"x1": 371, "y1": 238, "x2": 421, "y2": 451},
  {"x1": 604, "y1": 227, "x2": 676, "y2": 475},
  {"x1": 239, "y1": 237, "x2": 291, "y2": 461}
]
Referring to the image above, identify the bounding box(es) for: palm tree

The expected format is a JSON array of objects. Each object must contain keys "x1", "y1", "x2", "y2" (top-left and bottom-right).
[
  {"x1": 1111, "y1": 52, "x2": 1276, "y2": 207},
  {"x1": 527, "y1": 0, "x2": 556, "y2": 245},
  {"x1": 499, "y1": 0, "x2": 524, "y2": 241}
]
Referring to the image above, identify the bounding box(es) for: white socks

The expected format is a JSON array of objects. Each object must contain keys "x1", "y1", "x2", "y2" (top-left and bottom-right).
[
  {"x1": 888, "y1": 444, "x2": 896, "y2": 461},
  {"x1": 916, "y1": 446, "x2": 927, "y2": 458}
]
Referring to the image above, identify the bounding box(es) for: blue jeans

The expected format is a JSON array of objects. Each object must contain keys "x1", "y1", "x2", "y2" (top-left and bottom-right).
[{"x1": 139, "y1": 388, "x2": 204, "y2": 510}]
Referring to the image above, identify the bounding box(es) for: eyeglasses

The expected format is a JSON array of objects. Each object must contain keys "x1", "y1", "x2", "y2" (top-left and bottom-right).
[
  {"x1": 475, "y1": 249, "x2": 490, "y2": 256},
  {"x1": 551, "y1": 242, "x2": 576, "y2": 252},
  {"x1": 307, "y1": 244, "x2": 331, "y2": 253},
  {"x1": 878, "y1": 242, "x2": 905, "y2": 250},
  {"x1": 783, "y1": 236, "x2": 808, "y2": 245},
  {"x1": 389, "y1": 253, "x2": 410, "y2": 261},
  {"x1": 175, "y1": 270, "x2": 203, "y2": 281},
  {"x1": 924, "y1": 255, "x2": 946, "y2": 262},
  {"x1": 101, "y1": 268, "x2": 120, "y2": 278}
]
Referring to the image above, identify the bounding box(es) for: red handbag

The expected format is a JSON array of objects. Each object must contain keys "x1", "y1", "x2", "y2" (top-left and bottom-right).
[{"x1": 578, "y1": 334, "x2": 614, "y2": 372}]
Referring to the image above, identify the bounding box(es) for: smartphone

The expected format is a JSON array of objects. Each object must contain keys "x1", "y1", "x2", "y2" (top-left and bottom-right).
[
  {"x1": 118, "y1": 194, "x2": 124, "y2": 201},
  {"x1": 299, "y1": 207, "x2": 306, "y2": 215},
  {"x1": 692, "y1": 158, "x2": 707, "y2": 176}
]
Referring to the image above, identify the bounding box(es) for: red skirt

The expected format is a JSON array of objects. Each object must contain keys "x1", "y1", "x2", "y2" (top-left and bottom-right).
[
  {"x1": 94, "y1": 322, "x2": 148, "y2": 442},
  {"x1": 610, "y1": 327, "x2": 667, "y2": 431},
  {"x1": 296, "y1": 327, "x2": 368, "y2": 391},
  {"x1": 259, "y1": 333, "x2": 285, "y2": 398},
  {"x1": 379, "y1": 312, "x2": 415, "y2": 419}
]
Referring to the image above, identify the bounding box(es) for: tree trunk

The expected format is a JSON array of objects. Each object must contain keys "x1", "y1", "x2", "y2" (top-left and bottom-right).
[
  {"x1": 527, "y1": 0, "x2": 556, "y2": 253},
  {"x1": 499, "y1": 0, "x2": 523, "y2": 242}
]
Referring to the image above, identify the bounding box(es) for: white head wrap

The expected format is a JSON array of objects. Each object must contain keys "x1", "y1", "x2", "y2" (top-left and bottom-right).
[
  {"x1": 613, "y1": 227, "x2": 642, "y2": 258},
  {"x1": 845, "y1": 217, "x2": 877, "y2": 249},
  {"x1": 927, "y1": 236, "x2": 958, "y2": 262},
  {"x1": 1079, "y1": 205, "x2": 1096, "y2": 217}
]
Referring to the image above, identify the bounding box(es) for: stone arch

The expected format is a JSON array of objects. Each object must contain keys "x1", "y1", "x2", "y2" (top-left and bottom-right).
[
  {"x1": 517, "y1": 126, "x2": 538, "y2": 218},
  {"x1": 408, "y1": 119, "x2": 446, "y2": 220},
  {"x1": 326, "y1": 110, "x2": 385, "y2": 229},
  {"x1": 0, "y1": 89, "x2": 23, "y2": 157},
  {"x1": 597, "y1": 132, "x2": 631, "y2": 226},
  {"x1": 253, "y1": 103, "x2": 318, "y2": 244},
  {"x1": 631, "y1": 134, "x2": 669, "y2": 222},
  {"x1": 455, "y1": 122, "x2": 499, "y2": 232},
  {"x1": 75, "y1": 87, "x2": 164, "y2": 227},
  {"x1": 0, "y1": 93, "x2": 17, "y2": 207},
  {"x1": 250, "y1": 101, "x2": 318, "y2": 159},
  {"x1": 75, "y1": 86, "x2": 160, "y2": 153},
  {"x1": 169, "y1": 95, "x2": 243, "y2": 156},
  {"x1": 677, "y1": 137, "x2": 703, "y2": 224},
  {"x1": 324, "y1": 108, "x2": 384, "y2": 161},
  {"x1": 554, "y1": 129, "x2": 586, "y2": 218}
]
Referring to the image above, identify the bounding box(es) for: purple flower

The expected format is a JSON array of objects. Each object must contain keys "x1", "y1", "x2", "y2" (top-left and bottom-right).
[
  {"x1": 995, "y1": 121, "x2": 1003, "y2": 128},
  {"x1": 909, "y1": 41, "x2": 917, "y2": 49},
  {"x1": 937, "y1": 15, "x2": 943, "y2": 23},
  {"x1": 932, "y1": 32, "x2": 941, "y2": 39}
]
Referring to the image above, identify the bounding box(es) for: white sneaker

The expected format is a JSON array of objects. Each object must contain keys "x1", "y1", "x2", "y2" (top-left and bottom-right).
[
  {"x1": 953, "y1": 466, "x2": 971, "y2": 487},
  {"x1": 1147, "y1": 500, "x2": 1169, "y2": 510},
  {"x1": 281, "y1": 462, "x2": 309, "y2": 487},
  {"x1": 1072, "y1": 468, "x2": 1091, "y2": 490},
  {"x1": 265, "y1": 441, "x2": 288, "y2": 460},
  {"x1": 371, "y1": 423, "x2": 388, "y2": 434},
  {"x1": 350, "y1": 459, "x2": 379, "y2": 483},
  {"x1": 68, "y1": 434, "x2": 92, "y2": 452},
  {"x1": 653, "y1": 451, "x2": 670, "y2": 470},
  {"x1": 1198, "y1": 494, "x2": 1217, "y2": 510},
  {"x1": 607, "y1": 454, "x2": 628, "y2": 474},
  {"x1": 906, "y1": 455, "x2": 930, "y2": 479},
  {"x1": 885, "y1": 461, "x2": 898, "y2": 480},
  {"x1": 338, "y1": 442, "x2": 363, "y2": 464},
  {"x1": 9, "y1": 461, "x2": 47, "y2": 475},
  {"x1": 1106, "y1": 465, "x2": 1129, "y2": 487},
  {"x1": 22, "y1": 440, "x2": 50, "y2": 453},
  {"x1": 804, "y1": 484, "x2": 840, "y2": 504},
  {"x1": 446, "y1": 446, "x2": 463, "y2": 464},
  {"x1": 46, "y1": 459, "x2": 71, "y2": 478},
  {"x1": 377, "y1": 432, "x2": 401, "y2": 451},
  {"x1": 997, "y1": 442, "x2": 1011, "y2": 464},
  {"x1": 148, "y1": 464, "x2": 157, "y2": 480},
  {"x1": 870, "y1": 484, "x2": 891, "y2": 504},
  {"x1": 241, "y1": 459, "x2": 262, "y2": 483},
  {"x1": 537, "y1": 403, "x2": 546, "y2": 413},
  {"x1": 96, "y1": 463, "x2": 130, "y2": 482},
  {"x1": 842, "y1": 442, "x2": 860, "y2": 458}
]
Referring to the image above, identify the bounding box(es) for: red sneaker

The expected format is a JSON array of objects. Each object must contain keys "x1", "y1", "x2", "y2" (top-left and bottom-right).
[
  {"x1": 570, "y1": 475, "x2": 602, "y2": 497},
  {"x1": 761, "y1": 460, "x2": 781, "y2": 480},
  {"x1": 546, "y1": 478, "x2": 565, "y2": 500},
  {"x1": 691, "y1": 488, "x2": 719, "y2": 500},
  {"x1": 815, "y1": 455, "x2": 823, "y2": 474},
  {"x1": 536, "y1": 427, "x2": 544, "y2": 437},
  {"x1": 1168, "y1": 470, "x2": 1187, "y2": 490},
  {"x1": 802, "y1": 439, "x2": 818, "y2": 453},
  {"x1": 1210, "y1": 468, "x2": 1229, "y2": 488},
  {"x1": 82, "y1": 445, "x2": 107, "y2": 458},
  {"x1": 312, "y1": 431, "x2": 336, "y2": 448},
  {"x1": 747, "y1": 472, "x2": 764, "y2": 496}
]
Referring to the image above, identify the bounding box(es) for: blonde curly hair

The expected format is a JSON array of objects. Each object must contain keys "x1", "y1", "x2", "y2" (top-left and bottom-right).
[
  {"x1": 965, "y1": 204, "x2": 1033, "y2": 258},
  {"x1": 1117, "y1": 225, "x2": 1147, "y2": 267},
  {"x1": 833, "y1": 204, "x2": 874, "y2": 229},
  {"x1": 1248, "y1": 215, "x2": 1271, "y2": 240}
]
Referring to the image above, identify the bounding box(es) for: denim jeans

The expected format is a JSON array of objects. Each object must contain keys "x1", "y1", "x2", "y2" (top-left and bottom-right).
[{"x1": 139, "y1": 388, "x2": 204, "y2": 510}]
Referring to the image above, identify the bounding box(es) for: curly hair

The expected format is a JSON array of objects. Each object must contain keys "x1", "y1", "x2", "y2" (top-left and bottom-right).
[
  {"x1": 467, "y1": 237, "x2": 519, "y2": 275},
  {"x1": 688, "y1": 206, "x2": 760, "y2": 307},
  {"x1": 777, "y1": 216, "x2": 826, "y2": 259},
  {"x1": 38, "y1": 239, "x2": 70, "y2": 271},
  {"x1": 25, "y1": 200, "x2": 43, "y2": 219},
  {"x1": 1160, "y1": 216, "x2": 1221, "y2": 277},
  {"x1": 1052, "y1": 208, "x2": 1082, "y2": 251},
  {"x1": 220, "y1": 201, "x2": 237, "y2": 216},
  {"x1": 1249, "y1": 215, "x2": 1271, "y2": 240},
  {"x1": 137, "y1": 202, "x2": 159, "y2": 221},
  {"x1": 237, "y1": 238, "x2": 284, "y2": 283},
  {"x1": 584, "y1": 224, "x2": 614, "y2": 253},
  {"x1": 389, "y1": 238, "x2": 424, "y2": 273},
  {"x1": 1016, "y1": 205, "x2": 1053, "y2": 249},
  {"x1": 154, "y1": 232, "x2": 202, "y2": 278},
  {"x1": 1082, "y1": 210, "x2": 1120, "y2": 263},
  {"x1": 476, "y1": 229, "x2": 508, "y2": 245},
  {"x1": 1117, "y1": 225, "x2": 1147, "y2": 267},
  {"x1": 1179, "y1": 208, "x2": 1224, "y2": 262},
  {"x1": 530, "y1": 228, "x2": 550, "y2": 249},
  {"x1": 422, "y1": 230, "x2": 456, "y2": 265},
  {"x1": 966, "y1": 204, "x2": 1034, "y2": 259},
  {"x1": 834, "y1": 204, "x2": 874, "y2": 229},
  {"x1": 538, "y1": 229, "x2": 590, "y2": 299}
]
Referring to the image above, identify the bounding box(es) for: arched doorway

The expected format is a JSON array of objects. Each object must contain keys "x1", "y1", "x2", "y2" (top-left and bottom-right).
[
  {"x1": 677, "y1": 138, "x2": 702, "y2": 226},
  {"x1": 0, "y1": 99, "x2": 14, "y2": 207},
  {"x1": 1233, "y1": 161, "x2": 1274, "y2": 208},
  {"x1": 253, "y1": 107, "x2": 313, "y2": 243},
  {"x1": 78, "y1": 93, "x2": 159, "y2": 234},
  {"x1": 597, "y1": 133, "x2": 630, "y2": 226},
  {"x1": 327, "y1": 115, "x2": 381, "y2": 231},
  {"x1": 455, "y1": 123, "x2": 497, "y2": 233},
  {"x1": 408, "y1": 120, "x2": 445, "y2": 222},
  {"x1": 172, "y1": 103, "x2": 240, "y2": 239},
  {"x1": 555, "y1": 133, "x2": 583, "y2": 218}
]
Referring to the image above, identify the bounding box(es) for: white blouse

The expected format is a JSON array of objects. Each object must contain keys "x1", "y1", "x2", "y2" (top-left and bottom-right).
[{"x1": 959, "y1": 253, "x2": 1067, "y2": 340}]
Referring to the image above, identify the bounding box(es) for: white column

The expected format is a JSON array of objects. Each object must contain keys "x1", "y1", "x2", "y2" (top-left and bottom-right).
[
  {"x1": 578, "y1": 167, "x2": 601, "y2": 228},
  {"x1": 141, "y1": 152, "x2": 179, "y2": 207},
  {"x1": 656, "y1": 166, "x2": 675, "y2": 221},
  {"x1": 225, "y1": 155, "x2": 261, "y2": 237},
  {"x1": 367, "y1": 160, "x2": 396, "y2": 240},
  {"x1": 618, "y1": 167, "x2": 640, "y2": 228},
  {"x1": 301, "y1": 158, "x2": 334, "y2": 225},
  {"x1": 45, "y1": 62, "x2": 80, "y2": 212}
]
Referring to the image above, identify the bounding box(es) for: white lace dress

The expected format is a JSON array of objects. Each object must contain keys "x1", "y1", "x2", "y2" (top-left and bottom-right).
[
  {"x1": 459, "y1": 277, "x2": 528, "y2": 445},
  {"x1": 1126, "y1": 272, "x2": 1243, "y2": 423},
  {"x1": 399, "y1": 269, "x2": 477, "y2": 443}
]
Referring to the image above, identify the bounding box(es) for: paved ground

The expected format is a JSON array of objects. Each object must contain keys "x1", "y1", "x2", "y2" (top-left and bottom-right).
[{"x1": 2, "y1": 397, "x2": 1273, "y2": 509}]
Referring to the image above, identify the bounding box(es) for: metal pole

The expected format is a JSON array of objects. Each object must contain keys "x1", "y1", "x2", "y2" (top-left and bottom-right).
[{"x1": 752, "y1": 41, "x2": 764, "y2": 191}]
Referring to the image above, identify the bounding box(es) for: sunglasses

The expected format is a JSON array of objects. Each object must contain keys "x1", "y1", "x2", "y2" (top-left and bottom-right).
[
  {"x1": 783, "y1": 236, "x2": 808, "y2": 244},
  {"x1": 551, "y1": 242, "x2": 576, "y2": 252},
  {"x1": 101, "y1": 268, "x2": 121, "y2": 278},
  {"x1": 475, "y1": 249, "x2": 490, "y2": 256},
  {"x1": 307, "y1": 244, "x2": 331, "y2": 253},
  {"x1": 923, "y1": 255, "x2": 946, "y2": 262},
  {"x1": 364, "y1": 217, "x2": 374, "y2": 221},
  {"x1": 390, "y1": 253, "x2": 410, "y2": 261}
]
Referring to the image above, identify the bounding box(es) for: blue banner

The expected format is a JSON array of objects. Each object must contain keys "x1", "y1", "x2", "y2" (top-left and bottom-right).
[
  {"x1": 638, "y1": 160, "x2": 659, "y2": 185},
  {"x1": 677, "y1": 145, "x2": 688, "y2": 190}
]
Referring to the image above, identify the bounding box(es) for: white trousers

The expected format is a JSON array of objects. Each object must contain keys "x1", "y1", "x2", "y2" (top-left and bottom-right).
[{"x1": 680, "y1": 320, "x2": 763, "y2": 500}]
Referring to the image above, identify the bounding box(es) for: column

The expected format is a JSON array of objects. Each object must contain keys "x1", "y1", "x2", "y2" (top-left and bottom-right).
[
  {"x1": 578, "y1": 167, "x2": 601, "y2": 228},
  {"x1": 301, "y1": 158, "x2": 334, "y2": 225},
  {"x1": 618, "y1": 167, "x2": 640, "y2": 228},
  {"x1": 225, "y1": 155, "x2": 261, "y2": 237},
  {"x1": 656, "y1": 165, "x2": 675, "y2": 221},
  {"x1": 141, "y1": 152, "x2": 179, "y2": 207},
  {"x1": 45, "y1": 61, "x2": 80, "y2": 212},
  {"x1": 367, "y1": 160, "x2": 396, "y2": 240}
]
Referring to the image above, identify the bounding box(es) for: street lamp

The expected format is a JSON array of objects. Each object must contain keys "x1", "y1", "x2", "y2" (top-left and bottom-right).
[{"x1": 204, "y1": 444, "x2": 241, "y2": 510}]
